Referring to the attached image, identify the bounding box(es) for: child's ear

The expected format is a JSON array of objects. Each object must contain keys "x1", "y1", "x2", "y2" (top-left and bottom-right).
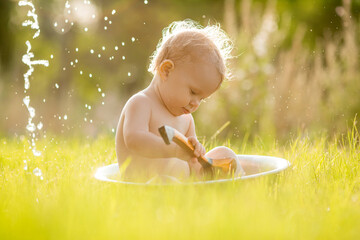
[{"x1": 159, "y1": 60, "x2": 174, "y2": 80}]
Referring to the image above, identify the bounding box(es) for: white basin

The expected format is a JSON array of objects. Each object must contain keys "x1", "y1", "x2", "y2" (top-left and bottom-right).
[{"x1": 94, "y1": 155, "x2": 291, "y2": 185}]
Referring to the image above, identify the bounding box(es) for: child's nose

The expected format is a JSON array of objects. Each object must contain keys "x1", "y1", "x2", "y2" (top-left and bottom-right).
[{"x1": 190, "y1": 97, "x2": 201, "y2": 108}]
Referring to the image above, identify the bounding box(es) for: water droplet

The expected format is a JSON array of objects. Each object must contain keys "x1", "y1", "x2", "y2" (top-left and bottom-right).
[
  {"x1": 43, "y1": 99, "x2": 46, "y2": 103},
  {"x1": 64, "y1": 115, "x2": 68, "y2": 120},
  {"x1": 98, "y1": 88, "x2": 102, "y2": 92},
  {"x1": 75, "y1": 48, "x2": 79, "y2": 52},
  {"x1": 88, "y1": 105, "x2": 91, "y2": 110},
  {"x1": 104, "y1": 16, "x2": 108, "y2": 21},
  {"x1": 70, "y1": 61, "x2": 74, "y2": 66},
  {"x1": 98, "y1": 54, "x2": 101, "y2": 58},
  {"x1": 32, "y1": 148, "x2": 42, "y2": 157},
  {"x1": 54, "y1": 22, "x2": 58, "y2": 27},
  {"x1": 28, "y1": 107, "x2": 35, "y2": 118},
  {"x1": 80, "y1": 70, "x2": 83, "y2": 75},
  {"x1": 102, "y1": 46, "x2": 105, "y2": 51},
  {"x1": 23, "y1": 160, "x2": 28, "y2": 171},
  {"x1": 112, "y1": 128, "x2": 115, "y2": 133},
  {"x1": 50, "y1": 54, "x2": 54, "y2": 59},
  {"x1": 90, "y1": 49, "x2": 94, "y2": 54},
  {"x1": 122, "y1": 42, "x2": 125, "y2": 46},
  {"x1": 33, "y1": 167, "x2": 42, "y2": 177},
  {"x1": 122, "y1": 56, "x2": 125, "y2": 60},
  {"x1": 23, "y1": 96, "x2": 30, "y2": 106},
  {"x1": 55, "y1": 83, "x2": 59, "y2": 88},
  {"x1": 65, "y1": 1, "x2": 70, "y2": 8},
  {"x1": 27, "y1": 123, "x2": 36, "y2": 132},
  {"x1": 75, "y1": 59, "x2": 78, "y2": 63},
  {"x1": 89, "y1": 73, "x2": 92, "y2": 78},
  {"x1": 128, "y1": 72, "x2": 131, "y2": 76},
  {"x1": 101, "y1": 93, "x2": 105, "y2": 97},
  {"x1": 65, "y1": 19, "x2": 69, "y2": 23},
  {"x1": 104, "y1": 26, "x2": 107, "y2": 30},
  {"x1": 84, "y1": 27, "x2": 88, "y2": 32},
  {"x1": 112, "y1": 9, "x2": 116, "y2": 15},
  {"x1": 92, "y1": 14, "x2": 96, "y2": 19},
  {"x1": 115, "y1": 46, "x2": 118, "y2": 50},
  {"x1": 131, "y1": 37, "x2": 135, "y2": 42},
  {"x1": 37, "y1": 122, "x2": 43, "y2": 130},
  {"x1": 109, "y1": 21, "x2": 112, "y2": 24},
  {"x1": 144, "y1": 0, "x2": 148, "y2": 4}
]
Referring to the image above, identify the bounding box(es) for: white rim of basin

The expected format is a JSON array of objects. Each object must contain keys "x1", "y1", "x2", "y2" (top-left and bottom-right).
[{"x1": 94, "y1": 155, "x2": 291, "y2": 186}]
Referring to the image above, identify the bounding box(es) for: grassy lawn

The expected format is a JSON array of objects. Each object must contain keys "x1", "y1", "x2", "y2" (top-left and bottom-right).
[{"x1": 1, "y1": 128, "x2": 359, "y2": 239}]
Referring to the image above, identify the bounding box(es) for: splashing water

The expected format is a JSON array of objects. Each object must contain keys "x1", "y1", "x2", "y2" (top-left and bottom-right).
[
  {"x1": 19, "y1": 0, "x2": 49, "y2": 178},
  {"x1": 33, "y1": 167, "x2": 44, "y2": 180}
]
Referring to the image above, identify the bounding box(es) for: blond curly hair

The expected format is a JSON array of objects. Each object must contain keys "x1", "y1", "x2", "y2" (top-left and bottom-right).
[{"x1": 148, "y1": 19, "x2": 234, "y2": 81}]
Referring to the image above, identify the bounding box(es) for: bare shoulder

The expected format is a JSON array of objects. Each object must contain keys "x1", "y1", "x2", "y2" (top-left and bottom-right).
[{"x1": 123, "y1": 91, "x2": 152, "y2": 114}]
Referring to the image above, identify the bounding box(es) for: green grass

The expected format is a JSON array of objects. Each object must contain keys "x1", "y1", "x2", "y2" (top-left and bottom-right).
[{"x1": 1, "y1": 129, "x2": 359, "y2": 239}]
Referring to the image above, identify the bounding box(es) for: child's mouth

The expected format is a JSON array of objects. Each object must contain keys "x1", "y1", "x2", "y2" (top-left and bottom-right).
[{"x1": 182, "y1": 108, "x2": 190, "y2": 114}]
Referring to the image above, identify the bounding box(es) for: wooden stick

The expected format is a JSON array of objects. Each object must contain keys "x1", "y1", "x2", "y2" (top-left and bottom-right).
[{"x1": 158, "y1": 125, "x2": 236, "y2": 174}]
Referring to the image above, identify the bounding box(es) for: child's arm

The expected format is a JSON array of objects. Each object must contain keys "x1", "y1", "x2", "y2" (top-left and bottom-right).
[
  {"x1": 185, "y1": 115, "x2": 206, "y2": 158},
  {"x1": 120, "y1": 94, "x2": 186, "y2": 160}
]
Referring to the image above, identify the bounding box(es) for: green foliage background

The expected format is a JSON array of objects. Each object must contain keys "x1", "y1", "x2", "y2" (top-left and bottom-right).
[{"x1": 0, "y1": 0, "x2": 359, "y2": 141}]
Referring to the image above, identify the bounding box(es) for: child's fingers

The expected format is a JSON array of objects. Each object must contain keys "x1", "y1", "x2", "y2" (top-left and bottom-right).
[
  {"x1": 188, "y1": 136, "x2": 206, "y2": 157},
  {"x1": 188, "y1": 137, "x2": 199, "y2": 156},
  {"x1": 201, "y1": 146, "x2": 206, "y2": 156},
  {"x1": 188, "y1": 136, "x2": 196, "y2": 145},
  {"x1": 194, "y1": 142, "x2": 202, "y2": 157},
  {"x1": 195, "y1": 141, "x2": 206, "y2": 157}
]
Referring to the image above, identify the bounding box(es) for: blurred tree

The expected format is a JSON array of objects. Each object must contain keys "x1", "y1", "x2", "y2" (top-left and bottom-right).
[
  {"x1": 0, "y1": 0, "x2": 15, "y2": 72},
  {"x1": 1, "y1": 0, "x2": 359, "y2": 137}
]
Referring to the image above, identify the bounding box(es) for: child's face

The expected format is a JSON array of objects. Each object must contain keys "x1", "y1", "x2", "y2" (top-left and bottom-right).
[{"x1": 158, "y1": 58, "x2": 222, "y2": 116}]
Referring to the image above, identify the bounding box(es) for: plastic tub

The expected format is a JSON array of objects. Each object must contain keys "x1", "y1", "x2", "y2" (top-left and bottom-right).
[{"x1": 94, "y1": 154, "x2": 291, "y2": 185}]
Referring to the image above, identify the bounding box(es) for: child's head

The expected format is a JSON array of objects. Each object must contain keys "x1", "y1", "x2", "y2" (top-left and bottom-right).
[
  {"x1": 148, "y1": 20, "x2": 234, "y2": 116},
  {"x1": 148, "y1": 19, "x2": 234, "y2": 81}
]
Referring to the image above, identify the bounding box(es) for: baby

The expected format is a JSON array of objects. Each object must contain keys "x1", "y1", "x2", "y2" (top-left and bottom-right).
[{"x1": 115, "y1": 19, "x2": 244, "y2": 182}]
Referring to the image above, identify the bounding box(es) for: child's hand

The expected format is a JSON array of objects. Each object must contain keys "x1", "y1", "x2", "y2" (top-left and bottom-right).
[
  {"x1": 175, "y1": 136, "x2": 206, "y2": 162},
  {"x1": 188, "y1": 136, "x2": 206, "y2": 158}
]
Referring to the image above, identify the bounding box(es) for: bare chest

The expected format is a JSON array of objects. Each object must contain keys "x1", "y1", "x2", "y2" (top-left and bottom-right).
[{"x1": 148, "y1": 103, "x2": 190, "y2": 137}]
